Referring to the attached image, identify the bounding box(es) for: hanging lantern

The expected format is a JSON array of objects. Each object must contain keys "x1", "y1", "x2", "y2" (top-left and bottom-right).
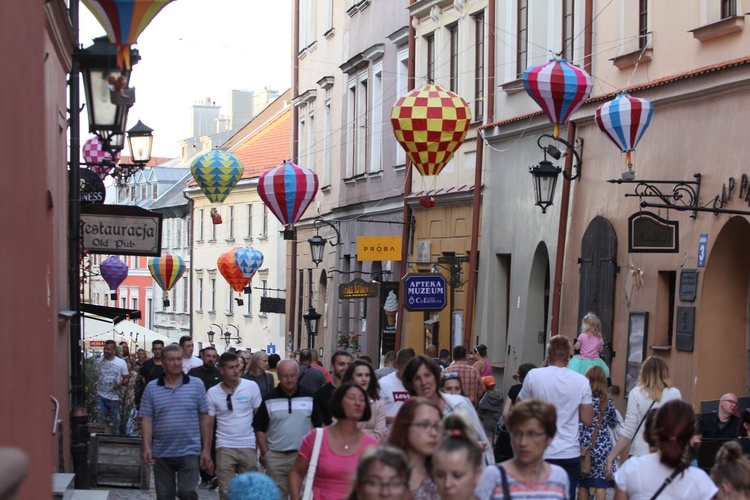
[
  {"x1": 523, "y1": 58, "x2": 593, "y2": 138},
  {"x1": 191, "y1": 150, "x2": 244, "y2": 204},
  {"x1": 595, "y1": 93, "x2": 654, "y2": 169},
  {"x1": 258, "y1": 161, "x2": 318, "y2": 239},
  {"x1": 147, "y1": 253, "x2": 186, "y2": 307},
  {"x1": 82, "y1": 0, "x2": 175, "y2": 69},
  {"x1": 99, "y1": 256, "x2": 128, "y2": 300},
  {"x1": 390, "y1": 83, "x2": 471, "y2": 177}
]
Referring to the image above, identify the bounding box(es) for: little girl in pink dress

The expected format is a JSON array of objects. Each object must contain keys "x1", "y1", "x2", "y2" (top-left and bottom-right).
[{"x1": 568, "y1": 312, "x2": 610, "y2": 377}]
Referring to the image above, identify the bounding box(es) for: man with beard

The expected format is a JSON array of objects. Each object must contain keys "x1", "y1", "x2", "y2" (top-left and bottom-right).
[
  {"x1": 313, "y1": 350, "x2": 354, "y2": 426},
  {"x1": 188, "y1": 345, "x2": 222, "y2": 488}
]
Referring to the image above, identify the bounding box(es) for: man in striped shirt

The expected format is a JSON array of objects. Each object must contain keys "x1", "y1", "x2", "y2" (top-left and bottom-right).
[{"x1": 140, "y1": 344, "x2": 213, "y2": 500}]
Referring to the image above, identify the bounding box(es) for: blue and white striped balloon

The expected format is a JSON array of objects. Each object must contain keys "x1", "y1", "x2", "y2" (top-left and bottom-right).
[{"x1": 234, "y1": 246, "x2": 264, "y2": 279}]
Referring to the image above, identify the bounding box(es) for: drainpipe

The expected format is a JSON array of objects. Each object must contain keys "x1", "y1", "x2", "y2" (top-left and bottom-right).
[
  {"x1": 464, "y1": 0, "x2": 496, "y2": 348},
  {"x1": 550, "y1": 123, "x2": 577, "y2": 336},
  {"x1": 395, "y1": 0, "x2": 417, "y2": 351},
  {"x1": 289, "y1": 0, "x2": 301, "y2": 353}
]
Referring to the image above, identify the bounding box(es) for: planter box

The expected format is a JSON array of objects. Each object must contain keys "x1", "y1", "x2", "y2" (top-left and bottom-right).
[{"x1": 89, "y1": 434, "x2": 149, "y2": 489}]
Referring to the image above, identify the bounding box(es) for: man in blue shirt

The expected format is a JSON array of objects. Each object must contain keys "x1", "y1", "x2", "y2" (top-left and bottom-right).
[{"x1": 140, "y1": 344, "x2": 213, "y2": 500}]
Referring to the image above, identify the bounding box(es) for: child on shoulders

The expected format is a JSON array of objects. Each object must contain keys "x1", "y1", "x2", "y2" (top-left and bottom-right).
[{"x1": 568, "y1": 312, "x2": 610, "y2": 377}]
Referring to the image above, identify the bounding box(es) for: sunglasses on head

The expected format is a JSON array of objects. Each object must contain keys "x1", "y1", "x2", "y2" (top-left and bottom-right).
[{"x1": 442, "y1": 372, "x2": 460, "y2": 380}]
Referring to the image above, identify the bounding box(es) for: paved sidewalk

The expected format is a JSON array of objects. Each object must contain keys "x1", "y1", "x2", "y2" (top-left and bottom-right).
[{"x1": 94, "y1": 468, "x2": 219, "y2": 500}]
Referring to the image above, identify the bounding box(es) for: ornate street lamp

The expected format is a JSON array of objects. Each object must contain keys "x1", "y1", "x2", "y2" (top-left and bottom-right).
[
  {"x1": 308, "y1": 235, "x2": 327, "y2": 266},
  {"x1": 208, "y1": 323, "x2": 223, "y2": 345},
  {"x1": 126, "y1": 120, "x2": 154, "y2": 164},
  {"x1": 529, "y1": 134, "x2": 583, "y2": 213},
  {"x1": 303, "y1": 306, "x2": 322, "y2": 337}
]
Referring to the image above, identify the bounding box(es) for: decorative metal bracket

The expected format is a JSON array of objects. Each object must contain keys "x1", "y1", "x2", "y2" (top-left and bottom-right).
[
  {"x1": 313, "y1": 217, "x2": 342, "y2": 246},
  {"x1": 537, "y1": 133, "x2": 584, "y2": 181},
  {"x1": 607, "y1": 174, "x2": 702, "y2": 218},
  {"x1": 437, "y1": 255, "x2": 471, "y2": 288}
]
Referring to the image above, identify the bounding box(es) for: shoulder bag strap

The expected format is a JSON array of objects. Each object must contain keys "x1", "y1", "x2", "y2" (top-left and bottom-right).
[
  {"x1": 298, "y1": 365, "x2": 312, "y2": 382},
  {"x1": 588, "y1": 404, "x2": 606, "y2": 450},
  {"x1": 649, "y1": 468, "x2": 680, "y2": 500},
  {"x1": 302, "y1": 428, "x2": 325, "y2": 500},
  {"x1": 498, "y1": 464, "x2": 511, "y2": 499},
  {"x1": 632, "y1": 400, "x2": 656, "y2": 444}
]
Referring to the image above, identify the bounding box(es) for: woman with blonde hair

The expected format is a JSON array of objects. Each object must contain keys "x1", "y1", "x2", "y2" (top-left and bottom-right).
[
  {"x1": 605, "y1": 356, "x2": 681, "y2": 479},
  {"x1": 711, "y1": 440, "x2": 750, "y2": 499},
  {"x1": 579, "y1": 366, "x2": 619, "y2": 500},
  {"x1": 242, "y1": 351, "x2": 274, "y2": 399}
]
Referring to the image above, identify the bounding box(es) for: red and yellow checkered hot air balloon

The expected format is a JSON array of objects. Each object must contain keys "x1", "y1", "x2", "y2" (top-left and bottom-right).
[{"x1": 391, "y1": 83, "x2": 472, "y2": 179}]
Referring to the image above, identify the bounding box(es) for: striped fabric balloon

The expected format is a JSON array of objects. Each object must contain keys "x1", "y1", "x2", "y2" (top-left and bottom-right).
[
  {"x1": 100, "y1": 256, "x2": 128, "y2": 293},
  {"x1": 258, "y1": 161, "x2": 318, "y2": 229},
  {"x1": 191, "y1": 150, "x2": 244, "y2": 204},
  {"x1": 235, "y1": 247, "x2": 264, "y2": 279},
  {"x1": 595, "y1": 93, "x2": 654, "y2": 167},
  {"x1": 523, "y1": 58, "x2": 593, "y2": 138},
  {"x1": 218, "y1": 247, "x2": 251, "y2": 293},
  {"x1": 148, "y1": 253, "x2": 186, "y2": 292}
]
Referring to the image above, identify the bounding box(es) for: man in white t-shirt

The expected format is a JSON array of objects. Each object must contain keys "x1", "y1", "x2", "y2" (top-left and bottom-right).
[
  {"x1": 518, "y1": 335, "x2": 593, "y2": 499},
  {"x1": 380, "y1": 347, "x2": 415, "y2": 426},
  {"x1": 206, "y1": 351, "x2": 262, "y2": 500},
  {"x1": 96, "y1": 339, "x2": 130, "y2": 430},
  {"x1": 180, "y1": 336, "x2": 203, "y2": 374}
]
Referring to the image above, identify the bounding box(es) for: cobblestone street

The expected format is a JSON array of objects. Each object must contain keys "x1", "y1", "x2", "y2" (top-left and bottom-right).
[{"x1": 94, "y1": 470, "x2": 219, "y2": 500}]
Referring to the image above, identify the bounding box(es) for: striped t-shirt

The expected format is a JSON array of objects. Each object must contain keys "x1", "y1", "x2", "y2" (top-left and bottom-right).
[
  {"x1": 139, "y1": 374, "x2": 208, "y2": 458},
  {"x1": 475, "y1": 463, "x2": 569, "y2": 499}
]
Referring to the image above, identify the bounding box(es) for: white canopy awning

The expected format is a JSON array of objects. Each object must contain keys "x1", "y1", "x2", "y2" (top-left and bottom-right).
[{"x1": 83, "y1": 313, "x2": 173, "y2": 349}]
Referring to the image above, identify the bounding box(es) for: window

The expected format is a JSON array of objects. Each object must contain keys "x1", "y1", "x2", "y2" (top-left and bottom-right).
[
  {"x1": 121, "y1": 296, "x2": 127, "y2": 309},
  {"x1": 426, "y1": 33, "x2": 435, "y2": 82},
  {"x1": 262, "y1": 279, "x2": 268, "y2": 296},
  {"x1": 182, "y1": 277, "x2": 189, "y2": 312},
  {"x1": 175, "y1": 219, "x2": 182, "y2": 248},
  {"x1": 517, "y1": 0, "x2": 529, "y2": 77},
  {"x1": 262, "y1": 205, "x2": 268, "y2": 237},
  {"x1": 211, "y1": 214, "x2": 217, "y2": 241},
  {"x1": 246, "y1": 204, "x2": 253, "y2": 238},
  {"x1": 323, "y1": 89, "x2": 332, "y2": 185},
  {"x1": 299, "y1": 105, "x2": 307, "y2": 170},
  {"x1": 198, "y1": 209, "x2": 204, "y2": 241},
  {"x1": 562, "y1": 0, "x2": 574, "y2": 60},
  {"x1": 346, "y1": 78, "x2": 356, "y2": 178},
  {"x1": 141, "y1": 185, "x2": 147, "y2": 201},
  {"x1": 721, "y1": 0, "x2": 736, "y2": 18},
  {"x1": 638, "y1": 0, "x2": 648, "y2": 49},
  {"x1": 210, "y1": 279, "x2": 216, "y2": 312},
  {"x1": 131, "y1": 297, "x2": 138, "y2": 310},
  {"x1": 474, "y1": 12, "x2": 485, "y2": 121},
  {"x1": 228, "y1": 206, "x2": 234, "y2": 240},
  {"x1": 395, "y1": 49, "x2": 409, "y2": 167},
  {"x1": 164, "y1": 219, "x2": 171, "y2": 248},
  {"x1": 152, "y1": 184, "x2": 158, "y2": 199},
  {"x1": 226, "y1": 287, "x2": 233, "y2": 314},
  {"x1": 356, "y1": 72, "x2": 368, "y2": 176},
  {"x1": 307, "y1": 101, "x2": 315, "y2": 172},
  {"x1": 449, "y1": 24, "x2": 459, "y2": 92},
  {"x1": 245, "y1": 289, "x2": 252, "y2": 315},
  {"x1": 197, "y1": 278, "x2": 204, "y2": 311},
  {"x1": 370, "y1": 63, "x2": 383, "y2": 174}
]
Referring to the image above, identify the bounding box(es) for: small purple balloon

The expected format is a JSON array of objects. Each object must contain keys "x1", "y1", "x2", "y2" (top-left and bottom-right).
[{"x1": 100, "y1": 256, "x2": 129, "y2": 292}]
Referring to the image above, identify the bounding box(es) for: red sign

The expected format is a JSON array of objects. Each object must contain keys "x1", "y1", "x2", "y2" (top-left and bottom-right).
[{"x1": 89, "y1": 340, "x2": 106, "y2": 347}]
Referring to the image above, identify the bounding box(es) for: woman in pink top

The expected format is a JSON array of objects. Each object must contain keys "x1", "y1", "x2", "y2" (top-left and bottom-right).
[
  {"x1": 568, "y1": 312, "x2": 610, "y2": 377},
  {"x1": 289, "y1": 384, "x2": 379, "y2": 500},
  {"x1": 472, "y1": 344, "x2": 493, "y2": 377}
]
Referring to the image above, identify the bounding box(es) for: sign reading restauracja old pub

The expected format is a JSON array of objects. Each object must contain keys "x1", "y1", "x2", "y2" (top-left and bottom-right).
[{"x1": 80, "y1": 204, "x2": 162, "y2": 256}]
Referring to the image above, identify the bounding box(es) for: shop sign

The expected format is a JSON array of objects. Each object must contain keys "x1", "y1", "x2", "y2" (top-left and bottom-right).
[
  {"x1": 81, "y1": 204, "x2": 162, "y2": 256},
  {"x1": 357, "y1": 236, "x2": 402, "y2": 261},
  {"x1": 260, "y1": 297, "x2": 286, "y2": 314},
  {"x1": 628, "y1": 211, "x2": 678, "y2": 253},
  {"x1": 339, "y1": 278, "x2": 379, "y2": 299},
  {"x1": 79, "y1": 168, "x2": 106, "y2": 205},
  {"x1": 89, "y1": 340, "x2": 105, "y2": 348},
  {"x1": 404, "y1": 274, "x2": 447, "y2": 311}
]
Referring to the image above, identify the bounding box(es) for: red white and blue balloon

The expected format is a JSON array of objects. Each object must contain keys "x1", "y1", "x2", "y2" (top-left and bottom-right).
[
  {"x1": 100, "y1": 256, "x2": 128, "y2": 294},
  {"x1": 595, "y1": 93, "x2": 654, "y2": 167},
  {"x1": 523, "y1": 57, "x2": 593, "y2": 138},
  {"x1": 258, "y1": 161, "x2": 319, "y2": 229},
  {"x1": 234, "y1": 247, "x2": 264, "y2": 279}
]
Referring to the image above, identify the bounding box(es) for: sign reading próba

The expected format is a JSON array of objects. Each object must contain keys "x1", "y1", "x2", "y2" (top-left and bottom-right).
[
  {"x1": 403, "y1": 274, "x2": 447, "y2": 311},
  {"x1": 357, "y1": 236, "x2": 402, "y2": 261},
  {"x1": 81, "y1": 204, "x2": 162, "y2": 256}
]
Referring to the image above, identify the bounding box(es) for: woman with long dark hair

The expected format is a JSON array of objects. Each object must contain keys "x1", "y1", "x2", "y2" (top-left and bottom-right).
[
  {"x1": 343, "y1": 359, "x2": 387, "y2": 443},
  {"x1": 614, "y1": 399, "x2": 717, "y2": 499}
]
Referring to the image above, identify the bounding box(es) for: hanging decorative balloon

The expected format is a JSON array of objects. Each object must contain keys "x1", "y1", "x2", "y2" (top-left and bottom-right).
[
  {"x1": 99, "y1": 256, "x2": 128, "y2": 300},
  {"x1": 258, "y1": 161, "x2": 318, "y2": 238},
  {"x1": 391, "y1": 83, "x2": 471, "y2": 204},
  {"x1": 191, "y1": 150, "x2": 244, "y2": 209},
  {"x1": 523, "y1": 57, "x2": 593, "y2": 138},
  {"x1": 147, "y1": 253, "x2": 186, "y2": 307},
  {"x1": 82, "y1": 0, "x2": 175, "y2": 69},
  {"x1": 595, "y1": 93, "x2": 654, "y2": 171},
  {"x1": 83, "y1": 135, "x2": 121, "y2": 180},
  {"x1": 234, "y1": 247, "x2": 264, "y2": 280},
  {"x1": 218, "y1": 248, "x2": 251, "y2": 306}
]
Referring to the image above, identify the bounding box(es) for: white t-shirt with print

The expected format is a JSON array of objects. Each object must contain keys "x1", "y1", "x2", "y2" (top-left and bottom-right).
[
  {"x1": 207, "y1": 379, "x2": 263, "y2": 449},
  {"x1": 615, "y1": 452, "x2": 718, "y2": 500},
  {"x1": 379, "y1": 372, "x2": 410, "y2": 420},
  {"x1": 96, "y1": 356, "x2": 129, "y2": 400}
]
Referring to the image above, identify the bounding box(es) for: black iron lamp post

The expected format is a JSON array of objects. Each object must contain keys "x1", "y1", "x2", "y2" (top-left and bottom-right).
[
  {"x1": 308, "y1": 235, "x2": 327, "y2": 266},
  {"x1": 529, "y1": 134, "x2": 583, "y2": 213},
  {"x1": 303, "y1": 306, "x2": 322, "y2": 349}
]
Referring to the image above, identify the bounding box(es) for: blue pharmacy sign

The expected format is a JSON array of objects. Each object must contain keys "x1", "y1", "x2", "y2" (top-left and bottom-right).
[
  {"x1": 404, "y1": 274, "x2": 447, "y2": 311},
  {"x1": 697, "y1": 234, "x2": 708, "y2": 267}
]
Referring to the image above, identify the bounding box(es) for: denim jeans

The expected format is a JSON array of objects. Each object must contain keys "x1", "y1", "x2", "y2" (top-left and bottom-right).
[
  {"x1": 96, "y1": 396, "x2": 120, "y2": 429},
  {"x1": 547, "y1": 456, "x2": 582, "y2": 500},
  {"x1": 153, "y1": 455, "x2": 200, "y2": 500}
]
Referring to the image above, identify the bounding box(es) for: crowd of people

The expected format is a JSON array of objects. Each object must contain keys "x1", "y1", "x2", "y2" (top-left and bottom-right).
[{"x1": 93, "y1": 313, "x2": 750, "y2": 499}]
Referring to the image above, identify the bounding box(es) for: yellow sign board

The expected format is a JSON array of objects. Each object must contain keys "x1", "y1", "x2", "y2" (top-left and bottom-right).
[{"x1": 357, "y1": 236, "x2": 402, "y2": 261}]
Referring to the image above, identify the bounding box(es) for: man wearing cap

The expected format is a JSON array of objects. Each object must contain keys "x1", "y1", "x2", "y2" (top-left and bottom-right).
[{"x1": 477, "y1": 376, "x2": 503, "y2": 445}]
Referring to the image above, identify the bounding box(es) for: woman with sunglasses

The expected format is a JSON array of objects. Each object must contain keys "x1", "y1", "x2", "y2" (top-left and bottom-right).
[
  {"x1": 475, "y1": 399, "x2": 569, "y2": 499},
  {"x1": 388, "y1": 397, "x2": 442, "y2": 499},
  {"x1": 402, "y1": 355, "x2": 495, "y2": 465},
  {"x1": 441, "y1": 372, "x2": 465, "y2": 397},
  {"x1": 347, "y1": 446, "x2": 412, "y2": 500},
  {"x1": 343, "y1": 359, "x2": 387, "y2": 443}
]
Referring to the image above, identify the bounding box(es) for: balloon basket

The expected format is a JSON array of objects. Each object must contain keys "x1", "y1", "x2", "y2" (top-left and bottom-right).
[
  {"x1": 283, "y1": 228, "x2": 295, "y2": 240},
  {"x1": 210, "y1": 208, "x2": 222, "y2": 224}
]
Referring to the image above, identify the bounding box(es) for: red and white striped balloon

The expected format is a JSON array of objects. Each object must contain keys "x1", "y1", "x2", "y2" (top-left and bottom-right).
[
  {"x1": 258, "y1": 161, "x2": 319, "y2": 229},
  {"x1": 595, "y1": 93, "x2": 654, "y2": 167}
]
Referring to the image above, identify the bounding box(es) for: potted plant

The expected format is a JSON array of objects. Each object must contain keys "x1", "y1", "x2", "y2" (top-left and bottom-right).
[{"x1": 86, "y1": 354, "x2": 150, "y2": 489}]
